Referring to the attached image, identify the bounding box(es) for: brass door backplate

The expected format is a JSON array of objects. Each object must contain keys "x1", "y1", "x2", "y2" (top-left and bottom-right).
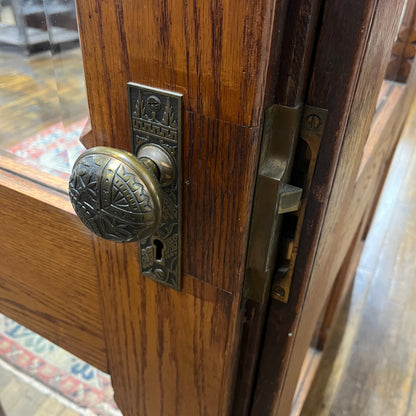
[{"x1": 128, "y1": 83, "x2": 182, "y2": 290}]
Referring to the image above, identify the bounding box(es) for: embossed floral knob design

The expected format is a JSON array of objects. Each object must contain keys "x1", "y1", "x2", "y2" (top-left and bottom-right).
[{"x1": 69, "y1": 145, "x2": 174, "y2": 242}]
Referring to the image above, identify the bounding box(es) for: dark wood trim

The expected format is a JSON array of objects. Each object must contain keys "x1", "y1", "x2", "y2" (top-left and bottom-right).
[{"x1": 231, "y1": 1, "x2": 323, "y2": 414}]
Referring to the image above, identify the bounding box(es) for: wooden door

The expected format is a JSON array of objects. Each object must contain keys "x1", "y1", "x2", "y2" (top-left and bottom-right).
[
  {"x1": 0, "y1": 1, "x2": 415, "y2": 416},
  {"x1": 0, "y1": 1, "x2": 309, "y2": 415},
  {"x1": 249, "y1": 0, "x2": 416, "y2": 415}
]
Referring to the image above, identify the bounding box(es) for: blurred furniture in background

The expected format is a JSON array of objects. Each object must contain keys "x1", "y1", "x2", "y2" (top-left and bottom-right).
[{"x1": 0, "y1": 0, "x2": 78, "y2": 54}]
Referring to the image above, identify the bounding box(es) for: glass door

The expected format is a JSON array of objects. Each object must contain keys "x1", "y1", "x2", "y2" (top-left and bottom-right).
[{"x1": 0, "y1": 2, "x2": 119, "y2": 413}]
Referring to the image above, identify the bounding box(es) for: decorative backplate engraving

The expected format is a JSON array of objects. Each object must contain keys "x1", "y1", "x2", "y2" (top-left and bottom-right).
[{"x1": 128, "y1": 83, "x2": 182, "y2": 290}]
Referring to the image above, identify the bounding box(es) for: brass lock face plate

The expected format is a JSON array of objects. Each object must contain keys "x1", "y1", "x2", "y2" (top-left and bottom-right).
[{"x1": 128, "y1": 83, "x2": 182, "y2": 290}]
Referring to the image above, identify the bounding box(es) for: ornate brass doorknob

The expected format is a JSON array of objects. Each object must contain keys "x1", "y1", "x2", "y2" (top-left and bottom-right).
[{"x1": 69, "y1": 145, "x2": 174, "y2": 243}]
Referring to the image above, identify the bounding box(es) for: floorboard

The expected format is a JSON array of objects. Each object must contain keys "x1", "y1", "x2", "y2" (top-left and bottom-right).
[{"x1": 0, "y1": 368, "x2": 82, "y2": 416}]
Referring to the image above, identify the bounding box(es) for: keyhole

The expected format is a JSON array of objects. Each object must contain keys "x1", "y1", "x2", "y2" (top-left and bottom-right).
[{"x1": 153, "y1": 239, "x2": 164, "y2": 261}]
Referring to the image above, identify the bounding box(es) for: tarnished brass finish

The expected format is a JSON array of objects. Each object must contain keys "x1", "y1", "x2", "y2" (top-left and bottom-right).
[
  {"x1": 278, "y1": 184, "x2": 303, "y2": 214},
  {"x1": 244, "y1": 104, "x2": 303, "y2": 304},
  {"x1": 69, "y1": 83, "x2": 183, "y2": 291},
  {"x1": 69, "y1": 146, "x2": 168, "y2": 242},
  {"x1": 244, "y1": 104, "x2": 327, "y2": 304},
  {"x1": 137, "y1": 144, "x2": 175, "y2": 186},
  {"x1": 128, "y1": 83, "x2": 182, "y2": 290},
  {"x1": 271, "y1": 105, "x2": 328, "y2": 303}
]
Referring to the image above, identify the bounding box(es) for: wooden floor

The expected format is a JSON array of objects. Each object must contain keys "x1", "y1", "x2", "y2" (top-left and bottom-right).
[
  {"x1": 301, "y1": 98, "x2": 416, "y2": 416},
  {"x1": 0, "y1": 364, "x2": 80, "y2": 415}
]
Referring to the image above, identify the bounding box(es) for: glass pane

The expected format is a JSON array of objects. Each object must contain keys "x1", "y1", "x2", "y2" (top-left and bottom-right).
[{"x1": 0, "y1": 0, "x2": 87, "y2": 180}]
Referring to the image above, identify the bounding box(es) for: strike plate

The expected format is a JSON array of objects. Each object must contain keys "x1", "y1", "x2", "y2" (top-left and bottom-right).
[
  {"x1": 271, "y1": 105, "x2": 328, "y2": 303},
  {"x1": 128, "y1": 83, "x2": 182, "y2": 290}
]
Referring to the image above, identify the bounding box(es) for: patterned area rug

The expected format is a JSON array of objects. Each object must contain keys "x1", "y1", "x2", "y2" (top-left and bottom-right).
[
  {"x1": 3, "y1": 121, "x2": 120, "y2": 415},
  {"x1": 0, "y1": 316, "x2": 120, "y2": 415},
  {"x1": 6, "y1": 119, "x2": 86, "y2": 178}
]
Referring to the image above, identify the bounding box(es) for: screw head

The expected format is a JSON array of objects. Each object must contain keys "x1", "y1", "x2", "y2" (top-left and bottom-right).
[
  {"x1": 272, "y1": 285, "x2": 286, "y2": 298},
  {"x1": 306, "y1": 113, "x2": 321, "y2": 130}
]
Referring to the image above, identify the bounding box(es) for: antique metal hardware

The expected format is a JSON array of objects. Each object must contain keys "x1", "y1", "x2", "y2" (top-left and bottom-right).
[
  {"x1": 69, "y1": 146, "x2": 165, "y2": 242},
  {"x1": 271, "y1": 105, "x2": 328, "y2": 303},
  {"x1": 278, "y1": 184, "x2": 303, "y2": 214},
  {"x1": 244, "y1": 104, "x2": 327, "y2": 304},
  {"x1": 244, "y1": 104, "x2": 303, "y2": 304},
  {"x1": 128, "y1": 83, "x2": 182, "y2": 290},
  {"x1": 69, "y1": 83, "x2": 182, "y2": 290}
]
